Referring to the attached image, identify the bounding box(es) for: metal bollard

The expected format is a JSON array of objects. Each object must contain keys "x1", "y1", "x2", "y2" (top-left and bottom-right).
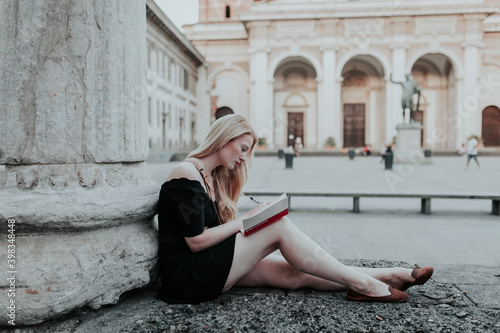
[
  {"x1": 278, "y1": 149, "x2": 284, "y2": 159},
  {"x1": 285, "y1": 153, "x2": 294, "y2": 168},
  {"x1": 348, "y1": 149, "x2": 355, "y2": 160},
  {"x1": 383, "y1": 152, "x2": 393, "y2": 170}
]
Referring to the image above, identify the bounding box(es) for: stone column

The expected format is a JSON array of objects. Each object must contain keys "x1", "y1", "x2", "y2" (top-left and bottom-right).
[
  {"x1": 250, "y1": 47, "x2": 271, "y2": 143},
  {"x1": 460, "y1": 14, "x2": 485, "y2": 139},
  {"x1": 248, "y1": 21, "x2": 271, "y2": 145},
  {"x1": 0, "y1": 0, "x2": 159, "y2": 325},
  {"x1": 321, "y1": 46, "x2": 338, "y2": 148}
]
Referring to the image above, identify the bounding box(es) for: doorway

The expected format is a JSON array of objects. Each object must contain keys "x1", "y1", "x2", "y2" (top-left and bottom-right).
[
  {"x1": 343, "y1": 104, "x2": 365, "y2": 148},
  {"x1": 287, "y1": 112, "x2": 304, "y2": 147},
  {"x1": 482, "y1": 106, "x2": 500, "y2": 146}
]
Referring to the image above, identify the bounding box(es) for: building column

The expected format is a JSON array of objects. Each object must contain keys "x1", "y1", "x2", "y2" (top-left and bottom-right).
[
  {"x1": 455, "y1": 77, "x2": 465, "y2": 146},
  {"x1": 0, "y1": 0, "x2": 158, "y2": 325},
  {"x1": 197, "y1": 63, "x2": 210, "y2": 142},
  {"x1": 321, "y1": 46, "x2": 338, "y2": 149},
  {"x1": 384, "y1": 78, "x2": 394, "y2": 145},
  {"x1": 390, "y1": 45, "x2": 407, "y2": 129},
  {"x1": 335, "y1": 77, "x2": 343, "y2": 147},
  {"x1": 369, "y1": 90, "x2": 377, "y2": 145},
  {"x1": 462, "y1": 42, "x2": 481, "y2": 137},
  {"x1": 249, "y1": 47, "x2": 272, "y2": 144}
]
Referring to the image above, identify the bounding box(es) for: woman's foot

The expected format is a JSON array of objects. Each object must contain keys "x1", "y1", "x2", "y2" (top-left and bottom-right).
[
  {"x1": 346, "y1": 286, "x2": 408, "y2": 303},
  {"x1": 385, "y1": 267, "x2": 434, "y2": 291}
]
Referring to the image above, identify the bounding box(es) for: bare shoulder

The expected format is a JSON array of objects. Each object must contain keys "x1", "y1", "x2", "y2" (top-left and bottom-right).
[{"x1": 165, "y1": 161, "x2": 201, "y2": 183}]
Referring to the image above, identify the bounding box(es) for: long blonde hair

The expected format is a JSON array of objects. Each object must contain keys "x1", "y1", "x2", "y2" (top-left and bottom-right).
[{"x1": 187, "y1": 114, "x2": 258, "y2": 222}]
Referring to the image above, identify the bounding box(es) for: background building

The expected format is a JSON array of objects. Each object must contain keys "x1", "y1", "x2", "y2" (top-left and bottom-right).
[
  {"x1": 183, "y1": 0, "x2": 500, "y2": 151},
  {"x1": 146, "y1": 0, "x2": 208, "y2": 158}
]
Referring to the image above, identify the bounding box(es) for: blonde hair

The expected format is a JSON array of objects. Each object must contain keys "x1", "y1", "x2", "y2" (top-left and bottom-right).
[{"x1": 187, "y1": 114, "x2": 258, "y2": 222}]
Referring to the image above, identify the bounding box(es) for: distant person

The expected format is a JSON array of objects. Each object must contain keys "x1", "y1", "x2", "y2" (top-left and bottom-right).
[
  {"x1": 457, "y1": 143, "x2": 466, "y2": 156},
  {"x1": 362, "y1": 144, "x2": 372, "y2": 156},
  {"x1": 466, "y1": 135, "x2": 480, "y2": 170},
  {"x1": 294, "y1": 137, "x2": 302, "y2": 157},
  {"x1": 380, "y1": 144, "x2": 393, "y2": 163},
  {"x1": 156, "y1": 114, "x2": 433, "y2": 304}
]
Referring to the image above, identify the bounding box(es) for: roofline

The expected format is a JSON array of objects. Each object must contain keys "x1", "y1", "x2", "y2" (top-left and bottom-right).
[{"x1": 146, "y1": 0, "x2": 205, "y2": 66}]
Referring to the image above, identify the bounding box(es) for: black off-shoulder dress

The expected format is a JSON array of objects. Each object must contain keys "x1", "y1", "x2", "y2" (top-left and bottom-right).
[{"x1": 156, "y1": 178, "x2": 236, "y2": 304}]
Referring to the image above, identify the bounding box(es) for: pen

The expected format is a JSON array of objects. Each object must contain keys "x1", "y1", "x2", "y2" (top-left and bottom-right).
[{"x1": 249, "y1": 196, "x2": 261, "y2": 204}]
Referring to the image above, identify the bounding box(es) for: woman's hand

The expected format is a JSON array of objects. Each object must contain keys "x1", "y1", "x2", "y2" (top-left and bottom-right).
[{"x1": 242, "y1": 201, "x2": 269, "y2": 219}]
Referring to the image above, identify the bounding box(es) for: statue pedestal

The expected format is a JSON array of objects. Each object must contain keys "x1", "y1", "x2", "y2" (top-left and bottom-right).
[{"x1": 394, "y1": 123, "x2": 425, "y2": 164}]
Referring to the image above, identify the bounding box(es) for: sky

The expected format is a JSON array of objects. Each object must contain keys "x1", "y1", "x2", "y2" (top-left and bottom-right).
[{"x1": 154, "y1": 0, "x2": 200, "y2": 31}]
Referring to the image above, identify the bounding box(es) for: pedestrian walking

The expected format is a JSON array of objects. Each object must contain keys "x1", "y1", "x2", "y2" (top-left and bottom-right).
[{"x1": 466, "y1": 135, "x2": 480, "y2": 170}]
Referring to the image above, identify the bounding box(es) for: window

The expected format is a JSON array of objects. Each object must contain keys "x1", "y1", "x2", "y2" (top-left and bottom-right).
[
  {"x1": 148, "y1": 98, "x2": 151, "y2": 124},
  {"x1": 157, "y1": 100, "x2": 160, "y2": 126},
  {"x1": 163, "y1": 56, "x2": 170, "y2": 80},
  {"x1": 156, "y1": 50, "x2": 160, "y2": 74},
  {"x1": 225, "y1": 6, "x2": 230, "y2": 18},
  {"x1": 147, "y1": 44, "x2": 151, "y2": 68},
  {"x1": 184, "y1": 68, "x2": 189, "y2": 90}
]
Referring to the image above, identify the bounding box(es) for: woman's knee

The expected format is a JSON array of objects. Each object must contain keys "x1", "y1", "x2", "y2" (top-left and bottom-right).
[{"x1": 272, "y1": 216, "x2": 295, "y2": 233}]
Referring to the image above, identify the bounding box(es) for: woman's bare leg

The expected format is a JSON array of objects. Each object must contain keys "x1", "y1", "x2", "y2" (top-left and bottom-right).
[
  {"x1": 234, "y1": 253, "x2": 347, "y2": 291},
  {"x1": 232, "y1": 254, "x2": 416, "y2": 292},
  {"x1": 223, "y1": 217, "x2": 395, "y2": 297}
]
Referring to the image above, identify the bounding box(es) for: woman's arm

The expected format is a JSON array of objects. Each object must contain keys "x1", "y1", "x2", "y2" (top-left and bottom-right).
[
  {"x1": 185, "y1": 218, "x2": 242, "y2": 253},
  {"x1": 185, "y1": 202, "x2": 268, "y2": 253}
]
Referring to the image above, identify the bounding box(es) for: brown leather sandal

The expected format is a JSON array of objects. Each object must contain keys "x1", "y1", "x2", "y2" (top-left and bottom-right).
[
  {"x1": 346, "y1": 286, "x2": 409, "y2": 303},
  {"x1": 396, "y1": 266, "x2": 434, "y2": 291}
]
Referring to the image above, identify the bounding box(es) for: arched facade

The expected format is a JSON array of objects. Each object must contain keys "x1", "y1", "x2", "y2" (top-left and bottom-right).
[{"x1": 184, "y1": 0, "x2": 500, "y2": 151}]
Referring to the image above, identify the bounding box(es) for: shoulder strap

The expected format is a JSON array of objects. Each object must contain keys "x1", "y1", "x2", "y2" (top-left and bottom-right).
[
  {"x1": 185, "y1": 158, "x2": 222, "y2": 225},
  {"x1": 185, "y1": 158, "x2": 211, "y2": 190}
]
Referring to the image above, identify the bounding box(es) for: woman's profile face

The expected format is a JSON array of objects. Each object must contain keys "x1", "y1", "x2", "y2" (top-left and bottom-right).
[{"x1": 219, "y1": 134, "x2": 254, "y2": 169}]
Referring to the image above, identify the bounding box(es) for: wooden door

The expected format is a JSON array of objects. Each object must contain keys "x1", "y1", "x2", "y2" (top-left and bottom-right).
[
  {"x1": 287, "y1": 112, "x2": 304, "y2": 147},
  {"x1": 412, "y1": 110, "x2": 424, "y2": 147},
  {"x1": 343, "y1": 104, "x2": 365, "y2": 148},
  {"x1": 482, "y1": 106, "x2": 500, "y2": 147}
]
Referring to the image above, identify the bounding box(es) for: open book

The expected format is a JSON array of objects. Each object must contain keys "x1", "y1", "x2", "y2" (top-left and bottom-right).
[{"x1": 241, "y1": 193, "x2": 289, "y2": 236}]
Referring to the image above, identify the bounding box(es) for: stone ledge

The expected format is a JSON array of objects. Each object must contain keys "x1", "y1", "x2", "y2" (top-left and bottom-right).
[
  {"x1": 0, "y1": 221, "x2": 158, "y2": 326},
  {"x1": 0, "y1": 183, "x2": 159, "y2": 232}
]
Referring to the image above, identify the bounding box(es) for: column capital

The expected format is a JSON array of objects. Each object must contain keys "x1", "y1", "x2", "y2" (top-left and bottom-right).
[
  {"x1": 320, "y1": 45, "x2": 339, "y2": 52},
  {"x1": 249, "y1": 46, "x2": 271, "y2": 54},
  {"x1": 461, "y1": 41, "x2": 485, "y2": 49},
  {"x1": 389, "y1": 43, "x2": 410, "y2": 50}
]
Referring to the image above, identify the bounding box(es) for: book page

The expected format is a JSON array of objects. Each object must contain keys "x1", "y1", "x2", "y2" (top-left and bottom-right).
[{"x1": 241, "y1": 193, "x2": 288, "y2": 235}]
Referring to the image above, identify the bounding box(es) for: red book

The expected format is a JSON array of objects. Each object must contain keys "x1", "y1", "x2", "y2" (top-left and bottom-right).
[{"x1": 241, "y1": 194, "x2": 289, "y2": 236}]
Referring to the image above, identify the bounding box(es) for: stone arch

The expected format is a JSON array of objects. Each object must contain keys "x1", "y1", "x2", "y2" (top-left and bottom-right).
[
  {"x1": 208, "y1": 65, "x2": 250, "y2": 122},
  {"x1": 411, "y1": 53, "x2": 457, "y2": 149},
  {"x1": 207, "y1": 65, "x2": 250, "y2": 91},
  {"x1": 407, "y1": 50, "x2": 463, "y2": 79},
  {"x1": 336, "y1": 50, "x2": 391, "y2": 81},
  {"x1": 272, "y1": 56, "x2": 318, "y2": 149},
  {"x1": 340, "y1": 55, "x2": 387, "y2": 149},
  {"x1": 284, "y1": 92, "x2": 308, "y2": 107},
  {"x1": 268, "y1": 51, "x2": 321, "y2": 81}
]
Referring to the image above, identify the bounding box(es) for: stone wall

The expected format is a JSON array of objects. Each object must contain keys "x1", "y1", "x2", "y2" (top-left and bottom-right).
[{"x1": 0, "y1": 0, "x2": 159, "y2": 326}]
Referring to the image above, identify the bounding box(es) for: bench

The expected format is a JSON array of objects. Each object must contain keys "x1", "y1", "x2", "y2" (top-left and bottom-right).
[{"x1": 242, "y1": 191, "x2": 500, "y2": 216}]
